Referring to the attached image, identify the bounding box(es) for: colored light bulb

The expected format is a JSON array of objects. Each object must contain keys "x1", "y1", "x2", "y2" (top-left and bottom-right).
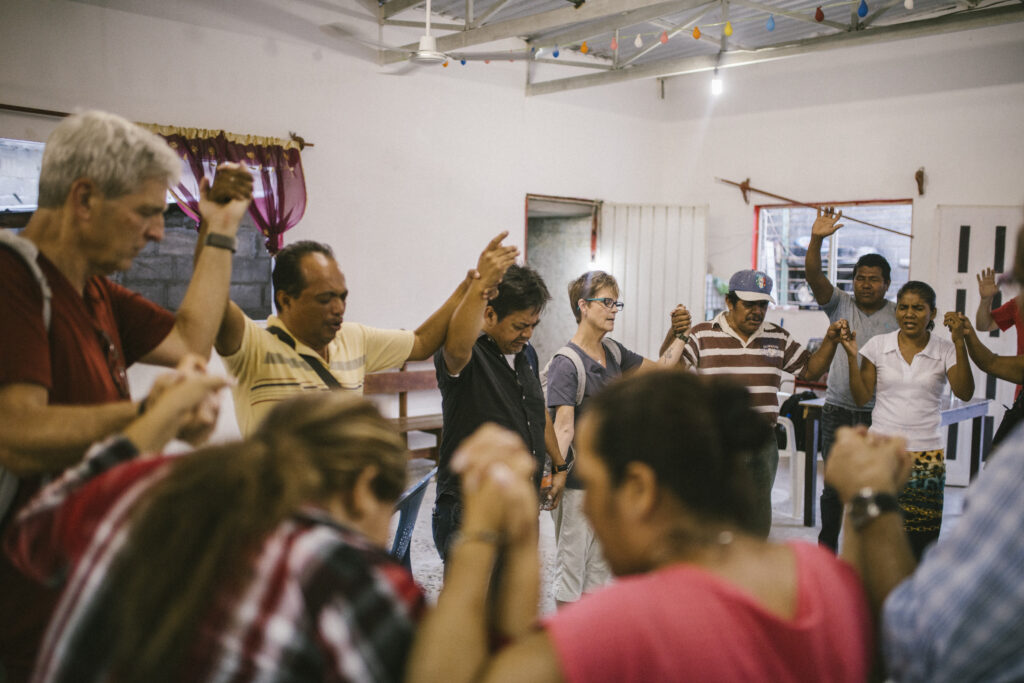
[
  {"x1": 460, "y1": 59, "x2": 467, "y2": 65},
  {"x1": 766, "y1": 14, "x2": 775, "y2": 31},
  {"x1": 443, "y1": 61, "x2": 449, "y2": 67},
  {"x1": 634, "y1": 33, "x2": 643, "y2": 48},
  {"x1": 858, "y1": 0, "x2": 868, "y2": 17},
  {"x1": 659, "y1": 30, "x2": 668, "y2": 44},
  {"x1": 553, "y1": 46, "x2": 560, "y2": 57},
  {"x1": 814, "y1": 6, "x2": 824, "y2": 21},
  {"x1": 581, "y1": 40, "x2": 589, "y2": 53},
  {"x1": 724, "y1": 20, "x2": 733, "y2": 36},
  {"x1": 692, "y1": 26, "x2": 701, "y2": 39},
  {"x1": 610, "y1": 36, "x2": 618, "y2": 50}
]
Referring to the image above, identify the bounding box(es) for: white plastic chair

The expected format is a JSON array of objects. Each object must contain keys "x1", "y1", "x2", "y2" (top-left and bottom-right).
[{"x1": 777, "y1": 416, "x2": 804, "y2": 520}]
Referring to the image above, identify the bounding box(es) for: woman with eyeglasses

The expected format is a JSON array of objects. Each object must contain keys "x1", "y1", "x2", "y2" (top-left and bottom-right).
[
  {"x1": 544, "y1": 271, "x2": 689, "y2": 609},
  {"x1": 841, "y1": 280, "x2": 975, "y2": 560},
  {"x1": 6, "y1": 364, "x2": 424, "y2": 683},
  {"x1": 409, "y1": 370, "x2": 873, "y2": 682}
]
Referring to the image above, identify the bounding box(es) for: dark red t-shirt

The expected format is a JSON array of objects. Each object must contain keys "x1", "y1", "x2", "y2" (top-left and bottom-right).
[
  {"x1": 991, "y1": 298, "x2": 1023, "y2": 399},
  {"x1": 0, "y1": 247, "x2": 174, "y2": 681}
]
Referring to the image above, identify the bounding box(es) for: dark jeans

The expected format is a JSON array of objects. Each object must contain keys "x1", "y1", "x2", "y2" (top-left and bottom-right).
[
  {"x1": 818, "y1": 403, "x2": 872, "y2": 552},
  {"x1": 432, "y1": 493, "x2": 462, "y2": 563},
  {"x1": 747, "y1": 434, "x2": 780, "y2": 539}
]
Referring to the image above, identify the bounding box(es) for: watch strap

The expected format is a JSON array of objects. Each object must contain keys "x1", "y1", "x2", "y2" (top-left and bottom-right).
[
  {"x1": 204, "y1": 232, "x2": 237, "y2": 253},
  {"x1": 848, "y1": 488, "x2": 901, "y2": 531}
]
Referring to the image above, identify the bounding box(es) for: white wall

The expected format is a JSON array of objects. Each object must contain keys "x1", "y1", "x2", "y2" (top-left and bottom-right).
[{"x1": 2, "y1": 0, "x2": 1023, "y2": 337}]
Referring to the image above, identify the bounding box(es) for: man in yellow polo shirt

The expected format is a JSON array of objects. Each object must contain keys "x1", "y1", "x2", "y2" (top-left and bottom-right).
[{"x1": 213, "y1": 236, "x2": 516, "y2": 435}]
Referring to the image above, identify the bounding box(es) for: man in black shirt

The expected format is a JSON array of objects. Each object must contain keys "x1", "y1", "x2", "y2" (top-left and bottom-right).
[{"x1": 433, "y1": 258, "x2": 567, "y2": 562}]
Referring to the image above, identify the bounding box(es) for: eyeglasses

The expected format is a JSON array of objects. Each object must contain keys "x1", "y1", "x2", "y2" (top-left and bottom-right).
[{"x1": 585, "y1": 297, "x2": 625, "y2": 311}]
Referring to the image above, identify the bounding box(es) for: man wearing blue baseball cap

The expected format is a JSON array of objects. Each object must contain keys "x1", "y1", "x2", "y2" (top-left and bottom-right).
[{"x1": 666, "y1": 268, "x2": 848, "y2": 536}]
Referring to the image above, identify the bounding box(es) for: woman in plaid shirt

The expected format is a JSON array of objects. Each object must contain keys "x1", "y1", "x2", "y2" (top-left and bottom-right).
[{"x1": 6, "y1": 363, "x2": 424, "y2": 683}]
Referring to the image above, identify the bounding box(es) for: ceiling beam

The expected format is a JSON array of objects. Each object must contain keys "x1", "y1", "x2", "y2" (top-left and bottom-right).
[
  {"x1": 381, "y1": 0, "x2": 424, "y2": 20},
  {"x1": 383, "y1": 0, "x2": 712, "y2": 62},
  {"x1": 728, "y1": 0, "x2": 847, "y2": 31},
  {"x1": 526, "y1": 3, "x2": 1024, "y2": 95},
  {"x1": 531, "y1": 0, "x2": 715, "y2": 48}
]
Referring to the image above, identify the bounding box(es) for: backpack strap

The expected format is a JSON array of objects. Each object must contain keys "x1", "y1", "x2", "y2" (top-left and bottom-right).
[
  {"x1": 266, "y1": 325, "x2": 341, "y2": 390},
  {"x1": 552, "y1": 346, "x2": 587, "y2": 406},
  {"x1": 0, "y1": 231, "x2": 51, "y2": 332},
  {"x1": 601, "y1": 337, "x2": 623, "y2": 366}
]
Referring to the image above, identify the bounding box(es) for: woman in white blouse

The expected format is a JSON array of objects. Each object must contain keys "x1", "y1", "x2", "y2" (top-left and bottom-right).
[{"x1": 841, "y1": 281, "x2": 974, "y2": 560}]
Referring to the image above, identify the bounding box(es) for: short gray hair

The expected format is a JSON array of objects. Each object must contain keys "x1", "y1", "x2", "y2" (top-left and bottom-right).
[{"x1": 37, "y1": 110, "x2": 181, "y2": 208}]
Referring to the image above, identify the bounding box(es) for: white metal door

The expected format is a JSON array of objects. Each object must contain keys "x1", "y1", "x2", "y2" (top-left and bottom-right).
[
  {"x1": 599, "y1": 204, "x2": 708, "y2": 358},
  {"x1": 936, "y1": 206, "x2": 1021, "y2": 485}
]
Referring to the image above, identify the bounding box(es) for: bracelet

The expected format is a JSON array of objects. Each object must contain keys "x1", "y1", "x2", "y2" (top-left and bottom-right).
[
  {"x1": 137, "y1": 397, "x2": 148, "y2": 416},
  {"x1": 456, "y1": 529, "x2": 503, "y2": 547},
  {"x1": 204, "y1": 232, "x2": 237, "y2": 253}
]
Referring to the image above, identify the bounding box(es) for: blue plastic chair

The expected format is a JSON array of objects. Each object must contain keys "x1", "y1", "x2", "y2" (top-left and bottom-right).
[{"x1": 391, "y1": 464, "x2": 437, "y2": 570}]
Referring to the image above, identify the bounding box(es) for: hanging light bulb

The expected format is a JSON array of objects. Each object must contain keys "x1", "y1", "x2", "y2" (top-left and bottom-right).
[
  {"x1": 485, "y1": 59, "x2": 490, "y2": 63},
  {"x1": 634, "y1": 33, "x2": 643, "y2": 48},
  {"x1": 659, "y1": 30, "x2": 669, "y2": 44},
  {"x1": 814, "y1": 6, "x2": 824, "y2": 21},
  {"x1": 766, "y1": 14, "x2": 775, "y2": 31},
  {"x1": 460, "y1": 59, "x2": 467, "y2": 65},
  {"x1": 610, "y1": 36, "x2": 618, "y2": 50},
  {"x1": 903, "y1": 0, "x2": 913, "y2": 8},
  {"x1": 443, "y1": 60, "x2": 449, "y2": 67},
  {"x1": 711, "y1": 68, "x2": 723, "y2": 96},
  {"x1": 580, "y1": 40, "x2": 589, "y2": 53},
  {"x1": 692, "y1": 26, "x2": 701, "y2": 39},
  {"x1": 553, "y1": 45, "x2": 560, "y2": 58},
  {"x1": 724, "y1": 20, "x2": 733, "y2": 36},
  {"x1": 858, "y1": 0, "x2": 868, "y2": 17}
]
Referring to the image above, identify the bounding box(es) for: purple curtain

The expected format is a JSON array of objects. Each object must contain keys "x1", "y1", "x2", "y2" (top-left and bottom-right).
[{"x1": 161, "y1": 132, "x2": 307, "y2": 255}]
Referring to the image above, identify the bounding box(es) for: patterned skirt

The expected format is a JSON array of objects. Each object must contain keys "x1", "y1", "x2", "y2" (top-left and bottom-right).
[{"x1": 898, "y1": 448, "x2": 945, "y2": 538}]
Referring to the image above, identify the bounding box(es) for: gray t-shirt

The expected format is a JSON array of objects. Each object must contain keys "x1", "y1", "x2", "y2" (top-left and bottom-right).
[
  {"x1": 547, "y1": 339, "x2": 643, "y2": 489},
  {"x1": 822, "y1": 287, "x2": 898, "y2": 409}
]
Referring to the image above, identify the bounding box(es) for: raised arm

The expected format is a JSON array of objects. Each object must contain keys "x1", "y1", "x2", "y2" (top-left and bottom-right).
[
  {"x1": 974, "y1": 268, "x2": 1000, "y2": 332},
  {"x1": 441, "y1": 233, "x2": 519, "y2": 375},
  {"x1": 943, "y1": 313, "x2": 976, "y2": 401},
  {"x1": 804, "y1": 206, "x2": 844, "y2": 306},
  {"x1": 956, "y1": 313, "x2": 1024, "y2": 384},
  {"x1": 658, "y1": 304, "x2": 691, "y2": 359},
  {"x1": 799, "y1": 319, "x2": 845, "y2": 381},
  {"x1": 143, "y1": 163, "x2": 253, "y2": 365}
]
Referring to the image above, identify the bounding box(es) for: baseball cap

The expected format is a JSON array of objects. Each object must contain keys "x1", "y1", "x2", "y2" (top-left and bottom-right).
[{"x1": 729, "y1": 269, "x2": 775, "y2": 304}]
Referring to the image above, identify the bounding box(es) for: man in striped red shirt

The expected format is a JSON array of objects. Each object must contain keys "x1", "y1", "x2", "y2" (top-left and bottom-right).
[{"x1": 672, "y1": 269, "x2": 846, "y2": 537}]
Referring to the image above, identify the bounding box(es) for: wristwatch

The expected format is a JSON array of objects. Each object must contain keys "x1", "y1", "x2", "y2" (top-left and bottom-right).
[
  {"x1": 204, "y1": 232, "x2": 237, "y2": 253},
  {"x1": 553, "y1": 461, "x2": 570, "y2": 473},
  {"x1": 847, "y1": 487, "x2": 901, "y2": 531}
]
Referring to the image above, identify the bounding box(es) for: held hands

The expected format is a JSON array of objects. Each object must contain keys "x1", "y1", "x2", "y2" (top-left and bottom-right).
[
  {"x1": 671, "y1": 304, "x2": 691, "y2": 340},
  {"x1": 476, "y1": 231, "x2": 520, "y2": 300},
  {"x1": 831, "y1": 319, "x2": 859, "y2": 356},
  {"x1": 139, "y1": 355, "x2": 231, "y2": 449},
  {"x1": 811, "y1": 206, "x2": 844, "y2": 239},
  {"x1": 944, "y1": 311, "x2": 971, "y2": 342},
  {"x1": 542, "y1": 468, "x2": 567, "y2": 511},
  {"x1": 199, "y1": 162, "x2": 253, "y2": 235},
  {"x1": 451, "y1": 424, "x2": 538, "y2": 545},
  {"x1": 823, "y1": 426, "x2": 910, "y2": 504},
  {"x1": 977, "y1": 267, "x2": 1000, "y2": 299}
]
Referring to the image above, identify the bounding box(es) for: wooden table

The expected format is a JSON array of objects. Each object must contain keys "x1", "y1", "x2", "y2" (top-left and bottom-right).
[{"x1": 797, "y1": 397, "x2": 990, "y2": 527}]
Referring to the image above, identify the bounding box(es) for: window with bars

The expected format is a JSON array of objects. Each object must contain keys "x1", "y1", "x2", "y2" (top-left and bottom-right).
[{"x1": 756, "y1": 201, "x2": 913, "y2": 308}]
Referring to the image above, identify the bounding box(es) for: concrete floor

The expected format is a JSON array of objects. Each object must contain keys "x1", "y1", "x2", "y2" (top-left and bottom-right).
[{"x1": 397, "y1": 453, "x2": 968, "y2": 612}]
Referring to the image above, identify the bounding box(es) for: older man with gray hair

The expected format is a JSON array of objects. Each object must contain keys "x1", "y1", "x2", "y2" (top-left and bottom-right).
[{"x1": 0, "y1": 110, "x2": 251, "y2": 681}]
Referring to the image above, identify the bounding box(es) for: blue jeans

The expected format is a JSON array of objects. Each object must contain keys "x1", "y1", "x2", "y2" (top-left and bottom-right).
[{"x1": 819, "y1": 403, "x2": 872, "y2": 551}]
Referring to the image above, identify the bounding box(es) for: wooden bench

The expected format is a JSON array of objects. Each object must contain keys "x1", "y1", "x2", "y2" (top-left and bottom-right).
[{"x1": 364, "y1": 364, "x2": 443, "y2": 461}]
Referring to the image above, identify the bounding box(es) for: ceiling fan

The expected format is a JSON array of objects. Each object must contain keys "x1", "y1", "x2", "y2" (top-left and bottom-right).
[{"x1": 320, "y1": 0, "x2": 530, "y2": 73}]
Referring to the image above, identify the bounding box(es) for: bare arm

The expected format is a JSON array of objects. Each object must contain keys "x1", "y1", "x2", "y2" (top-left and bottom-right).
[
  {"x1": 798, "y1": 319, "x2": 844, "y2": 381},
  {"x1": 974, "y1": 268, "x2": 1000, "y2": 332},
  {"x1": 408, "y1": 275, "x2": 474, "y2": 361},
  {"x1": 956, "y1": 313, "x2": 1024, "y2": 385},
  {"x1": 658, "y1": 305, "x2": 690, "y2": 358},
  {"x1": 442, "y1": 233, "x2": 519, "y2": 375},
  {"x1": 943, "y1": 313, "x2": 976, "y2": 401},
  {"x1": 143, "y1": 164, "x2": 253, "y2": 366},
  {"x1": 544, "y1": 410, "x2": 568, "y2": 509},
  {"x1": 0, "y1": 384, "x2": 137, "y2": 475},
  {"x1": 826, "y1": 427, "x2": 916, "y2": 619},
  {"x1": 804, "y1": 207, "x2": 844, "y2": 306}
]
